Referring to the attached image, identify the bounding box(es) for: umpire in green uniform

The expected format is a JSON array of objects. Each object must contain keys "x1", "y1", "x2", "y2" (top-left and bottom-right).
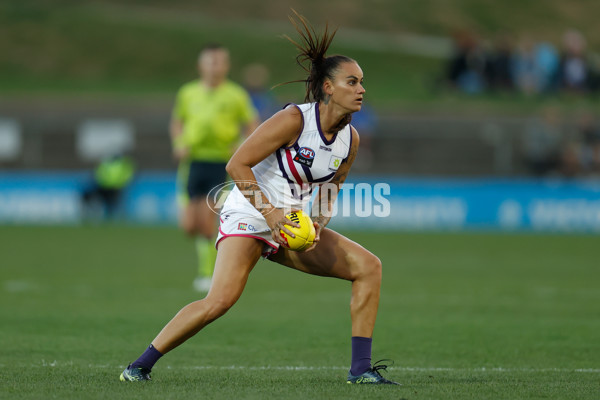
[{"x1": 170, "y1": 43, "x2": 260, "y2": 292}]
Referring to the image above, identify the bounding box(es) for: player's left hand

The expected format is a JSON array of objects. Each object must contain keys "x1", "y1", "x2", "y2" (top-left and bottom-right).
[{"x1": 266, "y1": 208, "x2": 301, "y2": 247}]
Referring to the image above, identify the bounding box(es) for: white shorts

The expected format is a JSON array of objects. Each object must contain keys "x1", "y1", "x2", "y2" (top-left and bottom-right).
[{"x1": 216, "y1": 188, "x2": 279, "y2": 257}]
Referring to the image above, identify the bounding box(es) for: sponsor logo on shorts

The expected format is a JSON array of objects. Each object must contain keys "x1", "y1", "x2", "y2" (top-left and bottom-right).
[{"x1": 238, "y1": 222, "x2": 257, "y2": 232}]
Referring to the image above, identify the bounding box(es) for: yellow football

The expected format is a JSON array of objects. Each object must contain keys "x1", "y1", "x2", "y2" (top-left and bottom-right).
[{"x1": 279, "y1": 210, "x2": 316, "y2": 251}]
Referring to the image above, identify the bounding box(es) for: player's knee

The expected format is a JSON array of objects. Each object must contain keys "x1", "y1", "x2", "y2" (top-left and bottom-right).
[
  {"x1": 369, "y1": 254, "x2": 383, "y2": 280},
  {"x1": 357, "y1": 253, "x2": 382, "y2": 283},
  {"x1": 205, "y1": 296, "x2": 236, "y2": 320}
]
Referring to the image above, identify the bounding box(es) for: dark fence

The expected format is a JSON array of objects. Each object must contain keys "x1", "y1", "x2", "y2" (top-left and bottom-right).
[{"x1": 0, "y1": 98, "x2": 581, "y2": 176}]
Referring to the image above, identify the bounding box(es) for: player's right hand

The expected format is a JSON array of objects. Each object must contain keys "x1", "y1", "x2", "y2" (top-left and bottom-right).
[{"x1": 265, "y1": 208, "x2": 300, "y2": 247}]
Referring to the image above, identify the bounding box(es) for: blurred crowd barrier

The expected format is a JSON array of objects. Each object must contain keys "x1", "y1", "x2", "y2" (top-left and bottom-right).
[
  {"x1": 1, "y1": 99, "x2": 599, "y2": 178},
  {"x1": 1, "y1": 172, "x2": 600, "y2": 233},
  {"x1": 1, "y1": 99, "x2": 599, "y2": 232}
]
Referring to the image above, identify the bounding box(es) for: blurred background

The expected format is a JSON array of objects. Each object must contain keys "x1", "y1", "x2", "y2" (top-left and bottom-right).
[{"x1": 1, "y1": 0, "x2": 600, "y2": 231}]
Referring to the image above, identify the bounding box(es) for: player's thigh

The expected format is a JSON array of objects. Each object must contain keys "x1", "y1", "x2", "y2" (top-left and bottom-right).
[
  {"x1": 207, "y1": 236, "x2": 263, "y2": 305},
  {"x1": 268, "y1": 228, "x2": 381, "y2": 281}
]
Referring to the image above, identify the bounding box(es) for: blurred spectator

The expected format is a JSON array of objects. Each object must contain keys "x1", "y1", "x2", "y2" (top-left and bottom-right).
[
  {"x1": 445, "y1": 29, "x2": 488, "y2": 94},
  {"x1": 521, "y1": 105, "x2": 563, "y2": 176},
  {"x1": 511, "y1": 37, "x2": 537, "y2": 95},
  {"x1": 484, "y1": 33, "x2": 515, "y2": 92},
  {"x1": 558, "y1": 29, "x2": 590, "y2": 93},
  {"x1": 439, "y1": 28, "x2": 600, "y2": 98},
  {"x1": 81, "y1": 153, "x2": 135, "y2": 220},
  {"x1": 511, "y1": 37, "x2": 559, "y2": 95},
  {"x1": 242, "y1": 62, "x2": 278, "y2": 121}
]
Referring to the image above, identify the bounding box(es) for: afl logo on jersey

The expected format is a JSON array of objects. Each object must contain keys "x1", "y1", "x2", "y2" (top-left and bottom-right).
[{"x1": 293, "y1": 147, "x2": 315, "y2": 167}]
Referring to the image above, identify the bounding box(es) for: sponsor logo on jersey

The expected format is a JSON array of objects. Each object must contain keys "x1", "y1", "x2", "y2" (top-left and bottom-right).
[
  {"x1": 329, "y1": 155, "x2": 343, "y2": 171},
  {"x1": 319, "y1": 145, "x2": 332, "y2": 152},
  {"x1": 293, "y1": 147, "x2": 315, "y2": 167}
]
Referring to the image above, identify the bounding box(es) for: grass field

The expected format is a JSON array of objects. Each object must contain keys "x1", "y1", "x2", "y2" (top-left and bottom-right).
[{"x1": 1, "y1": 225, "x2": 598, "y2": 399}]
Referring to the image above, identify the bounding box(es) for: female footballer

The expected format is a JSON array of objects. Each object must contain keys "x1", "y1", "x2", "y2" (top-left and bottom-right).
[{"x1": 120, "y1": 11, "x2": 398, "y2": 385}]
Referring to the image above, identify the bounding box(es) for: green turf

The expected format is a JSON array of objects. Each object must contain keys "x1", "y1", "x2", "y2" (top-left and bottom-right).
[
  {"x1": 2, "y1": 1, "x2": 599, "y2": 113},
  {"x1": 0, "y1": 225, "x2": 598, "y2": 399}
]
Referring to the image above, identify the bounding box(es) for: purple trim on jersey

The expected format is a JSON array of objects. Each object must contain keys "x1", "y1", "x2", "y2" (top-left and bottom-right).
[
  {"x1": 343, "y1": 125, "x2": 353, "y2": 162},
  {"x1": 287, "y1": 145, "x2": 312, "y2": 200},
  {"x1": 275, "y1": 149, "x2": 293, "y2": 182},
  {"x1": 292, "y1": 142, "x2": 315, "y2": 183},
  {"x1": 285, "y1": 148, "x2": 305, "y2": 185},
  {"x1": 301, "y1": 165, "x2": 313, "y2": 182},
  {"x1": 315, "y1": 102, "x2": 337, "y2": 146},
  {"x1": 283, "y1": 103, "x2": 305, "y2": 150},
  {"x1": 311, "y1": 171, "x2": 336, "y2": 183},
  {"x1": 292, "y1": 137, "x2": 337, "y2": 184},
  {"x1": 275, "y1": 149, "x2": 298, "y2": 197}
]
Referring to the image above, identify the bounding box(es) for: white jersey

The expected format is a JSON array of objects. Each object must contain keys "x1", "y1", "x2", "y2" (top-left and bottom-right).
[
  {"x1": 217, "y1": 102, "x2": 353, "y2": 255},
  {"x1": 227, "y1": 102, "x2": 353, "y2": 210}
]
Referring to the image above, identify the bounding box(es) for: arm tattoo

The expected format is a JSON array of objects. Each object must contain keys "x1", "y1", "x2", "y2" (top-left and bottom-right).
[
  {"x1": 312, "y1": 133, "x2": 358, "y2": 228},
  {"x1": 237, "y1": 181, "x2": 274, "y2": 216}
]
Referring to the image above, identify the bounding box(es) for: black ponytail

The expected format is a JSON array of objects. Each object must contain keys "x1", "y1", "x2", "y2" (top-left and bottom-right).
[{"x1": 281, "y1": 9, "x2": 354, "y2": 103}]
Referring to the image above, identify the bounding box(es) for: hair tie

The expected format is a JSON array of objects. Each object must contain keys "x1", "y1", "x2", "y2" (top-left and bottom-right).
[{"x1": 311, "y1": 57, "x2": 325, "y2": 67}]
